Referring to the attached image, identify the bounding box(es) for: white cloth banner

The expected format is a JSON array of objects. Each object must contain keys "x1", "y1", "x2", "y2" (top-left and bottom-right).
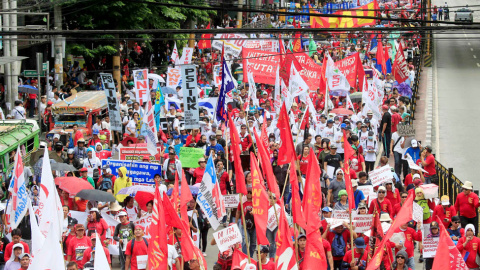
[
  {"x1": 166, "y1": 67, "x2": 182, "y2": 89},
  {"x1": 211, "y1": 34, "x2": 249, "y2": 57},
  {"x1": 289, "y1": 62, "x2": 309, "y2": 98},
  {"x1": 133, "y1": 69, "x2": 149, "y2": 104},
  {"x1": 179, "y1": 47, "x2": 194, "y2": 64},
  {"x1": 326, "y1": 54, "x2": 350, "y2": 93}
]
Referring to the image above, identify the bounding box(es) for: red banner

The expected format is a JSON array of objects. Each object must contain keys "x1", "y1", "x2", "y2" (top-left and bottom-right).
[
  {"x1": 392, "y1": 43, "x2": 410, "y2": 83},
  {"x1": 280, "y1": 51, "x2": 323, "y2": 93},
  {"x1": 335, "y1": 52, "x2": 365, "y2": 89},
  {"x1": 242, "y1": 48, "x2": 280, "y2": 85}
]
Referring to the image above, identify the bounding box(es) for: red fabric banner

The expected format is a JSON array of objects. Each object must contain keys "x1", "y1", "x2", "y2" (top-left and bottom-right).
[
  {"x1": 280, "y1": 51, "x2": 323, "y2": 93},
  {"x1": 197, "y1": 22, "x2": 212, "y2": 49},
  {"x1": 303, "y1": 151, "x2": 323, "y2": 234},
  {"x1": 250, "y1": 153, "x2": 270, "y2": 245},
  {"x1": 335, "y1": 52, "x2": 365, "y2": 89},
  {"x1": 253, "y1": 128, "x2": 280, "y2": 199},
  {"x1": 343, "y1": 131, "x2": 356, "y2": 212},
  {"x1": 228, "y1": 114, "x2": 247, "y2": 195},
  {"x1": 147, "y1": 188, "x2": 168, "y2": 270},
  {"x1": 432, "y1": 216, "x2": 469, "y2": 270},
  {"x1": 276, "y1": 102, "x2": 296, "y2": 165},
  {"x1": 275, "y1": 202, "x2": 298, "y2": 270},
  {"x1": 392, "y1": 43, "x2": 410, "y2": 83},
  {"x1": 242, "y1": 48, "x2": 280, "y2": 85},
  {"x1": 303, "y1": 230, "x2": 328, "y2": 270},
  {"x1": 290, "y1": 162, "x2": 307, "y2": 230}
]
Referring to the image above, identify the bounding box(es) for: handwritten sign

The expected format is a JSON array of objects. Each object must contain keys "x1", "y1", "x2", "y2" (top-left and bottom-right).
[
  {"x1": 325, "y1": 218, "x2": 349, "y2": 229},
  {"x1": 369, "y1": 165, "x2": 393, "y2": 187},
  {"x1": 267, "y1": 205, "x2": 281, "y2": 231},
  {"x1": 333, "y1": 210, "x2": 350, "y2": 220},
  {"x1": 213, "y1": 224, "x2": 242, "y2": 253},
  {"x1": 423, "y1": 237, "x2": 440, "y2": 258},
  {"x1": 353, "y1": 214, "x2": 373, "y2": 233},
  {"x1": 224, "y1": 194, "x2": 240, "y2": 208},
  {"x1": 412, "y1": 202, "x2": 423, "y2": 227},
  {"x1": 398, "y1": 125, "x2": 416, "y2": 137},
  {"x1": 179, "y1": 147, "x2": 205, "y2": 168}
]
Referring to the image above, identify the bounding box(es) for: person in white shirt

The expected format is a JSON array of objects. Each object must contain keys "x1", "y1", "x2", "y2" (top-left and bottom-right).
[
  {"x1": 322, "y1": 119, "x2": 335, "y2": 141},
  {"x1": 390, "y1": 131, "x2": 407, "y2": 179},
  {"x1": 362, "y1": 131, "x2": 378, "y2": 173},
  {"x1": 173, "y1": 113, "x2": 182, "y2": 133},
  {"x1": 168, "y1": 245, "x2": 181, "y2": 270},
  {"x1": 92, "y1": 117, "x2": 105, "y2": 131},
  {"x1": 12, "y1": 100, "x2": 26, "y2": 119},
  {"x1": 83, "y1": 148, "x2": 101, "y2": 178},
  {"x1": 39, "y1": 96, "x2": 47, "y2": 116},
  {"x1": 234, "y1": 110, "x2": 247, "y2": 127},
  {"x1": 125, "y1": 113, "x2": 139, "y2": 137},
  {"x1": 132, "y1": 102, "x2": 144, "y2": 115}
]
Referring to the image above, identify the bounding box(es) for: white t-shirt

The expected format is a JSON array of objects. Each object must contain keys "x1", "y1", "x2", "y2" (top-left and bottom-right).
[
  {"x1": 391, "y1": 132, "x2": 406, "y2": 157},
  {"x1": 363, "y1": 139, "x2": 378, "y2": 162},
  {"x1": 83, "y1": 157, "x2": 101, "y2": 179},
  {"x1": 168, "y1": 245, "x2": 180, "y2": 270},
  {"x1": 126, "y1": 120, "x2": 137, "y2": 136},
  {"x1": 13, "y1": 106, "x2": 26, "y2": 119},
  {"x1": 322, "y1": 126, "x2": 335, "y2": 141},
  {"x1": 125, "y1": 206, "x2": 139, "y2": 221}
]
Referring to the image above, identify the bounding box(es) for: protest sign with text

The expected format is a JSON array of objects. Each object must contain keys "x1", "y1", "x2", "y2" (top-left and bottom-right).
[
  {"x1": 242, "y1": 48, "x2": 280, "y2": 85},
  {"x1": 100, "y1": 73, "x2": 122, "y2": 131},
  {"x1": 224, "y1": 194, "x2": 240, "y2": 208},
  {"x1": 369, "y1": 165, "x2": 393, "y2": 186},
  {"x1": 213, "y1": 224, "x2": 242, "y2": 253},
  {"x1": 423, "y1": 237, "x2": 440, "y2": 258},
  {"x1": 102, "y1": 160, "x2": 161, "y2": 185},
  {"x1": 179, "y1": 147, "x2": 205, "y2": 168},
  {"x1": 181, "y1": 65, "x2": 200, "y2": 129}
]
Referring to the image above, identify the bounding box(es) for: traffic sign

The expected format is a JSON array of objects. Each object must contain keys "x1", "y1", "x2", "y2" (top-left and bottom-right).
[
  {"x1": 24, "y1": 70, "x2": 46, "y2": 77},
  {"x1": 42, "y1": 63, "x2": 47, "y2": 70}
]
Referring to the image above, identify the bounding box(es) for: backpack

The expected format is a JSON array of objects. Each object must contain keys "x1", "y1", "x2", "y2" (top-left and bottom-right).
[
  {"x1": 331, "y1": 232, "x2": 346, "y2": 257},
  {"x1": 130, "y1": 237, "x2": 149, "y2": 255},
  {"x1": 99, "y1": 175, "x2": 113, "y2": 191},
  {"x1": 416, "y1": 199, "x2": 431, "y2": 220}
]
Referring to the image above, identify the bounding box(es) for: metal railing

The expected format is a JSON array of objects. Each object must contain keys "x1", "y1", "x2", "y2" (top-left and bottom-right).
[
  {"x1": 409, "y1": 39, "x2": 426, "y2": 125},
  {"x1": 435, "y1": 160, "x2": 466, "y2": 204}
]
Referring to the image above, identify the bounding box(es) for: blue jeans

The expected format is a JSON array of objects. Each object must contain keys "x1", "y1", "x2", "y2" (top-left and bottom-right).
[
  {"x1": 407, "y1": 256, "x2": 415, "y2": 270},
  {"x1": 266, "y1": 228, "x2": 277, "y2": 259},
  {"x1": 239, "y1": 222, "x2": 257, "y2": 257}
]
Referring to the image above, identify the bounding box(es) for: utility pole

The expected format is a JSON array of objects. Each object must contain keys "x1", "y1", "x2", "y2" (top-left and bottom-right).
[
  {"x1": 10, "y1": 0, "x2": 18, "y2": 107},
  {"x1": 2, "y1": 0, "x2": 11, "y2": 113},
  {"x1": 188, "y1": 19, "x2": 196, "y2": 48},
  {"x1": 237, "y1": 0, "x2": 243, "y2": 28},
  {"x1": 36, "y1": 53, "x2": 42, "y2": 136},
  {"x1": 54, "y1": 4, "x2": 63, "y2": 88}
]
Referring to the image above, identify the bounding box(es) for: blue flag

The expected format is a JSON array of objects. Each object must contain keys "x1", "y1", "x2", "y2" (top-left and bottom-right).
[
  {"x1": 154, "y1": 82, "x2": 165, "y2": 130},
  {"x1": 216, "y1": 58, "x2": 235, "y2": 123}
]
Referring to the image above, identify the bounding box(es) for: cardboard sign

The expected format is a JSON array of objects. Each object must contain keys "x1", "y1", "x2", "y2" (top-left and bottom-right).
[
  {"x1": 179, "y1": 147, "x2": 205, "y2": 168},
  {"x1": 333, "y1": 210, "x2": 350, "y2": 220},
  {"x1": 102, "y1": 159, "x2": 161, "y2": 185},
  {"x1": 412, "y1": 202, "x2": 423, "y2": 226},
  {"x1": 369, "y1": 165, "x2": 393, "y2": 187},
  {"x1": 166, "y1": 67, "x2": 181, "y2": 89},
  {"x1": 179, "y1": 47, "x2": 194, "y2": 64},
  {"x1": 224, "y1": 194, "x2": 240, "y2": 208},
  {"x1": 213, "y1": 224, "x2": 242, "y2": 253},
  {"x1": 99, "y1": 73, "x2": 122, "y2": 132},
  {"x1": 267, "y1": 205, "x2": 281, "y2": 231},
  {"x1": 325, "y1": 218, "x2": 349, "y2": 229},
  {"x1": 423, "y1": 237, "x2": 440, "y2": 258},
  {"x1": 397, "y1": 125, "x2": 416, "y2": 137},
  {"x1": 353, "y1": 214, "x2": 373, "y2": 233},
  {"x1": 181, "y1": 65, "x2": 200, "y2": 129}
]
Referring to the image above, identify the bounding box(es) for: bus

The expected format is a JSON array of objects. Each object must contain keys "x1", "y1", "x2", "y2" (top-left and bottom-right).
[{"x1": 0, "y1": 119, "x2": 40, "y2": 175}]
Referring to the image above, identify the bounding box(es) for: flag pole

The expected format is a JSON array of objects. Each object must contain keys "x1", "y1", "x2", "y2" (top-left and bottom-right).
[
  {"x1": 239, "y1": 194, "x2": 252, "y2": 263},
  {"x1": 280, "y1": 162, "x2": 292, "y2": 199},
  {"x1": 350, "y1": 212, "x2": 355, "y2": 264},
  {"x1": 257, "y1": 239, "x2": 263, "y2": 270},
  {"x1": 294, "y1": 223, "x2": 300, "y2": 268}
]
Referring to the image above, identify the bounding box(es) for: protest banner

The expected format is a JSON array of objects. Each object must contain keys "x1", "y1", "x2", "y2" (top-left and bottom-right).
[
  {"x1": 166, "y1": 67, "x2": 181, "y2": 89},
  {"x1": 224, "y1": 194, "x2": 240, "y2": 208},
  {"x1": 357, "y1": 185, "x2": 374, "y2": 204},
  {"x1": 159, "y1": 117, "x2": 185, "y2": 134},
  {"x1": 119, "y1": 146, "x2": 162, "y2": 163},
  {"x1": 333, "y1": 210, "x2": 350, "y2": 220},
  {"x1": 325, "y1": 218, "x2": 349, "y2": 229},
  {"x1": 398, "y1": 125, "x2": 416, "y2": 137},
  {"x1": 196, "y1": 157, "x2": 224, "y2": 230},
  {"x1": 133, "y1": 69, "x2": 149, "y2": 104},
  {"x1": 412, "y1": 202, "x2": 423, "y2": 226},
  {"x1": 353, "y1": 214, "x2": 373, "y2": 233},
  {"x1": 179, "y1": 147, "x2": 205, "y2": 168},
  {"x1": 188, "y1": 210, "x2": 200, "y2": 247},
  {"x1": 294, "y1": 53, "x2": 323, "y2": 93},
  {"x1": 211, "y1": 33, "x2": 249, "y2": 57},
  {"x1": 134, "y1": 214, "x2": 152, "y2": 239},
  {"x1": 213, "y1": 65, "x2": 222, "y2": 87},
  {"x1": 245, "y1": 39, "x2": 279, "y2": 52},
  {"x1": 423, "y1": 237, "x2": 440, "y2": 258},
  {"x1": 334, "y1": 52, "x2": 363, "y2": 89},
  {"x1": 179, "y1": 47, "x2": 194, "y2": 64},
  {"x1": 212, "y1": 224, "x2": 242, "y2": 253},
  {"x1": 99, "y1": 73, "x2": 122, "y2": 132},
  {"x1": 242, "y1": 48, "x2": 280, "y2": 85},
  {"x1": 102, "y1": 160, "x2": 161, "y2": 185},
  {"x1": 421, "y1": 184, "x2": 439, "y2": 200},
  {"x1": 181, "y1": 65, "x2": 200, "y2": 129},
  {"x1": 267, "y1": 204, "x2": 281, "y2": 231},
  {"x1": 369, "y1": 165, "x2": 393, "y2": 186}
]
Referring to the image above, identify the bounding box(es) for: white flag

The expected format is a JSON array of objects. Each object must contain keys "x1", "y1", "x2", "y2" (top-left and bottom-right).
[
  {"x1": 325, "y1": 54, "x2": 350, "y2": 93},
  {"x1": 28, "y1": 199, "x2": 45, "y2": 257},
  {"x1": 179, "y1": 47, "x2": 194, "y2": 64},
  {"x1": 143, "y1": 100, "x2": 159, "y2": 157},
  {"x1": 9, "y1": 146, "x2": 28, "y2": 229},
  {"x1": 172, "y1": 43, "x2": 180, "y2": 65},
  {"x1": 37, "y1": 148, "x2": 64, "y2": 240},
  {"x1": 274, "y1": 65, "x2": 282, "y2": 114},
  {"x1": 29, "y1": 223, "x2": 65, "y2": 270},
  {"x1": 289, "y1": 62, "x2": 309, "y2": 98},
  {"x1": 245, "y1": 60, "x2": 259, "y2": 108},
  {"x1": 94, "y1": 233, "x2": 110, "y2": 270}
]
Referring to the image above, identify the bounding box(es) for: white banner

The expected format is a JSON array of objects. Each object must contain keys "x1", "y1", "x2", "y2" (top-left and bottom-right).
[
  {"x1": 326, "y1": 54, "x2": 350, "y2": 93},
  {"x1": 181, "y1": 65, "x2": 200, "y2": 129},
  {"x1": 289, "y1": 62, "x2": 309, "y2": 98},
  {"x1": 333, "y1": 210, "x2": 350, "y2": 220},
  {"x1": 423, "y1": 237, "x2": 440, "y2": 258},
  {"x1": 167, "y1": 67, "x2": 181, "y2": 89},
  {"x1": 245, "y1": 39, "x2": 279, "y2": 52},
  {"x1": 353, "y1": 214, "x2": 373, "y2": 233},
  {"x1": 421, "y1": 184, "x2": 439, "y2": 200},
  {"x1": 369, "y1": 165, "x2": 393, "y2": 187},
  {"x1": 325, "y1": 218, "x2": 349, "y2": 229},
  {"x1": 171, "y1": 43, "x2": 180, "y2": 64},
  {"x1": 142, "y1": 101, "x2": 159, "y2": 157},
  {"x1": 179, "y1": 47, "x2": 194, "y2": 64},
  {"x1": 267, "y1": 204, "x2": 281, "y2": 231},
  {"x1": 212, "y1": 224, "x2": 242, "y2": 253},
  {"x1": 133, "y1": 69, "x2": 149, "y2": 104},
  {"x1": 100, "y1": 73, "x2": 122, "y2": 132},
  {"x1": 211, "y1": 33, "x2": 249, "y2": 57}
]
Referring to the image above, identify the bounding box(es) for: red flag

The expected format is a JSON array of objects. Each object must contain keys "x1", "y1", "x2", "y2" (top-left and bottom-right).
[
  {"x1": 357, "y1": 53, "x2": 366, "y2": 90},
  {"x1": 432, "y1": 216, "x2": 469, "y2": 270},
  {"x1": 180, "y1": 170, "x2": 193, "y2": 234},
  {"x1": 290, "y1": 162, "x2": 307, "y2": 230},
  {"x1": 303, "y1": 230, "x2": 328, "y2": 270},
  {"x1": 292, "y1": 32, "x2": 303, "y2": 53},
  {"x1": 277, "y1": 102, "x2": 296, "y2": 165},
  {"x1": 392, "y1": 43, "x2": 410, "y2": 84},
  {"x1": 343, "y1": 131, "x2": 356, "y2": 212},
  {"x1": 250, "y1": 153, "x2": 270, "y2": 245},
  {"x1": 292, "y1": 17, "x2": 296, "y2": 27},
  {"x1": 198, "y1": 22, "x2": 212, "y2": 49},
  {"x1": 275, "y1": 202, "x2": 298, "y2": 270},
  {"x1": 300, "y1": 107, "x2": 309, "y2": 130},
  {"x1": 228, "y1": 114, "x2": 247, "y2": 195},
  {"x1": 302, "y1": 151, "x2": 323, "y2": 234},
  {"x1": 147, "y1": 188, "x2": 168, "y2": 270},
  {"x1": 232, "y1": 248, "x2": 257, "y2": 269},
  {"x1": 376, "y1": 39, "x2": 386, "y2": 74},
  {"x1": 367, "y1": 212, "x2": 384, "y2": 264},
  {"x1": 171, "y1": 172, "x2": 180, "y2": 210},
  {"x1": 260, "y1": 124, "x2": 271, "y2": 157},
  {"x1": 253, "y1": 128, "x2": 280, "y2": 199},
  {"x1": 279, "y1": 34, "x2": 286, "y2": 65},
  {"x1": 367, "y1": 194, "x2": 414, "y2": 270}
]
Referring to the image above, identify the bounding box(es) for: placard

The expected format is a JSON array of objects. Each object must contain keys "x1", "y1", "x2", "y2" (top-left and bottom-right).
[
  {"x1": 421, "y1": 184, "x2": 439, "y2": 200},
  {"x1": 325, "y1": 218, "x2": 349, "y2": 229},
  {"x1": 412, "y1": 202, "x2": 423, "y2": 226},
  {"x1": 99, "y1": 73, "x2": 122, "y2": 132},
  {"x1": 369, "y1": 165, "x2": 393, "y2": 187},
  {"x1": 357, "y1": 185, "x2": 374, "y2": 204},
  {"x1": 398, "y1": 125, "x2": 416, "y2": 137},
  {"x1": 102, "y1": 159, "x2": 161, "y2": 185},
  {"x1": 179, "y1": 147, "x2": 205, "y2": 168},
  {"x1": 181, "y1": 65, "x2": 200, "y2": 129},
  {"x1": 333, "y1": 210, "x2": 350, "y2": 220},
  {"x1": 212, "y1": 224, "x2": 242, "y2": 253},
  {"x1": 224, "y1": 194, "x2": 240, "y2": 208},
  {"x1": 423, "y1": 237, "x2": 440, "y2": 258},
  {"x1": 353, "y1": 214, "x2": 373, "y2": 233},
  {"x1": 133, "y1": 69, "x2": 149, "y2": 104},
  {"x1": 119, "y1": 146, "x2": 162, "y2": 163},
  {"x1": 166, "y1": 67, "x2": 181, "y2": 89},
  {"x1": 267, "y1": 205, "x2": 281, "y2": 231}
]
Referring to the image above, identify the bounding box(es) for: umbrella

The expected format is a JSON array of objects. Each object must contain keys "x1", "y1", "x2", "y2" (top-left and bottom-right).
[
  {"x1": 76, "y1": 189, "x2": 116, "y2": 202},
  {"x1": 135, "y1": 191, "x2": 154, "y2": 212},
  {"x1": 18, "y1": 85, "x2": 39, "y2": 94},
  {"x1": 166, "y1": 185, "x2": 199, "y2": 196},
  {"x1": 349, "y1": 92, "x2": 363, "y2": 103},
  {"x1": 162, "y1": 87, "x2": 177, "y2": 95},
  {"x1": 120, "y1": 136, "x2": 137, "y2": 146},
  {"x1": 118, "y1": 185, "x2": 155, "y2": 196},
  {"x1": 56, "y1": 177, "x2": 93, "y2": 195},
  {"x1": 50, "y1": 163, "x2": 77, "y2": 172},
  {"x1": 330, "y1": 108, "x2": 354, "y2": 115}
]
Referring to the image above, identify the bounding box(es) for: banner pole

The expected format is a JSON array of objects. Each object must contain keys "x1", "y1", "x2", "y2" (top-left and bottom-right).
[
  {"x1": 350, "y1": 212, "x2": 355, "y2": 264},
  {"x1": 239, "y1": 194, "x2": 252, "y2": 263}
]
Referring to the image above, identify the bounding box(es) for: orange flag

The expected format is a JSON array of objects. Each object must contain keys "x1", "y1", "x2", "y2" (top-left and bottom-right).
[
  {"x1": 250, "y1": 153, "x2": 270, "y2": 245},
  {"x1": 147, "y1": 188, "x2": 168, "y2": 270},
  {"x1": 302, "y1": 151, "x2": 323, "y2": 233}
]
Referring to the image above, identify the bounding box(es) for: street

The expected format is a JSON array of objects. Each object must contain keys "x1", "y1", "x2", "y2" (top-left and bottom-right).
[{"x1": 433, "y1": 0, "x2": 480, "y2": 184}]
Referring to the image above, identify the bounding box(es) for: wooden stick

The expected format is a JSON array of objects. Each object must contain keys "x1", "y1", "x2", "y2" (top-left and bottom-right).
[
  {"x1": 280, "y1": 162, "x2": 292, "y2": 200},
  {"x1": 257, "y1": 239, "x2": 263, "y2": 270},
  {"x1": 350, "y1": 212, "x2": 355, "y2": 264},
  {"x1": 239, "y1": 194, "x2": 252, "y2": 263}
]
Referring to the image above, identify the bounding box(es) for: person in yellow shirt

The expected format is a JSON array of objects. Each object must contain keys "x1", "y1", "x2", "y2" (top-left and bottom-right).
[{"x1": 114, "y1": 167, "x2": 132, "y2": 203}]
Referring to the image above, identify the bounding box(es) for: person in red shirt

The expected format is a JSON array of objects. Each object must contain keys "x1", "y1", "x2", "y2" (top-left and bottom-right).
[
  {"x1": 193, "y1": 158, "x2": 206, "y2": 184},
  {"x1": 67, "y1": 224, "x2": 92, "y2": 268},
  {"x1": 457, "y1": 224, "x2": 480, "y2": 269},
  {"x1": 80, "y1": 233, "x2": 111, "y2": 268},
  {"x1": 216, "y1": 160, "x2": 230, "y2": 195},
  {"x1": 3, "y1": 229, "x2": 29, "y2": 262},
  {"x1": 419, "y1": 146, "x2": 436, "y2": 183},
  {"x1": 393, "y1": 191, "x2": 409, "y2": 218},
  {"x1": 86, "y1": 208, "x2": 109, "y2": 244},
  {"x1": 298, "y1": 146, "x2": 310, "y2": 176},
  {"x1": 238, "y1": 125, "x2": 252, "y2": 153},
  {"x1": 390, "y1": 106, "x2": 402, "y2": 133},
  {"x1": 368, "y1": 186, "x2": 394, "y2": 219},
  {"x1": 125, "y1": 226, "x2": 149, "y2": 270},
  {"x1": 432, "y1": 195, "x2": 457, "y2": 229},
  {"x1": 257, "y1": 246, "x2": 275, "y2": 270},
  {"x1": 341, "y1": 237, "x2": 368, "y2": 270},
  {"x1": 385, "y1": 180, "x2": 400, "y2": 206},
  {"x1": 72, "y1": 124, "x2": 84, "y2": 146},
  {"x1": 235, "y1": 188, "x2": 256, "y2": 256},
  {"x1": 186, "y1": 128, "x2": 201, "y2": 147},
  {"x1": 392, "y1": 222, "x2": 422, "y2": 269},
  {"x1": 18, "y1": 253, "x2": 31, "y2": 270},
  {"x1": 323, "y1": 222, "x2": 357, "y2": 270},
  {"x1": 454, "y1": 181, "x2": 480, "y2": 232}
]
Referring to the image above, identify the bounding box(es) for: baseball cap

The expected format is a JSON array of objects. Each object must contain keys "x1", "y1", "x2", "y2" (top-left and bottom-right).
[
  {"x1": 53, "y1": 134, "x2": 60, "y2": 140},
  {"x1": 117, "y1": 211, "x2": 127, "y2": 217},
  {"x1": 441, "y1": 195, "x2": 450, "y2": 205},
  {"x1": 92, "y1": 129, "x2": 100, "y2": 135},
  {"x1": 357, "y1": 202, "x2": 367, "y2": 209},
  {"x1": 75, "y1": 224, "x2": 85, "y2": 231},
  {"x1": 354, "y1": 237, "x2": 366, "y2": 248},
  {"x1": 351, "y1": 179, "x2": 358, "y2": 187},
  {"x1": 68, "y1": 218, "x2": 78, "y2": 227},
  {"x1": 367, "y1": 111, "x2": 373, "y2": 115},
  {"x1": 382, "y1": 105, "x2": 389, "y2": 110},
  {"x1": 209, "y1": 135, "x2": 216, "y2": 141},
  {"x1": 79, "y1": 167, "x2": 88, "y2": 172},
  {"x1": 297, "y1": 234, "x2": 306, "y2": 240},
  {"x1": 377, "y1": 186, "x2": 386, "y2": 192},
  {"x1": 411, "y1": 139, "x2": 418, "y2": 147},
  {"x1": 322, "y1": 207, "x2": 333, "y2": 212},
  {"x1": 90, "y1": 233, "x2": 98, "y2": 240},
  {"x1": 90, "y1": 208, "x2": 99, "y2": 213}
]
